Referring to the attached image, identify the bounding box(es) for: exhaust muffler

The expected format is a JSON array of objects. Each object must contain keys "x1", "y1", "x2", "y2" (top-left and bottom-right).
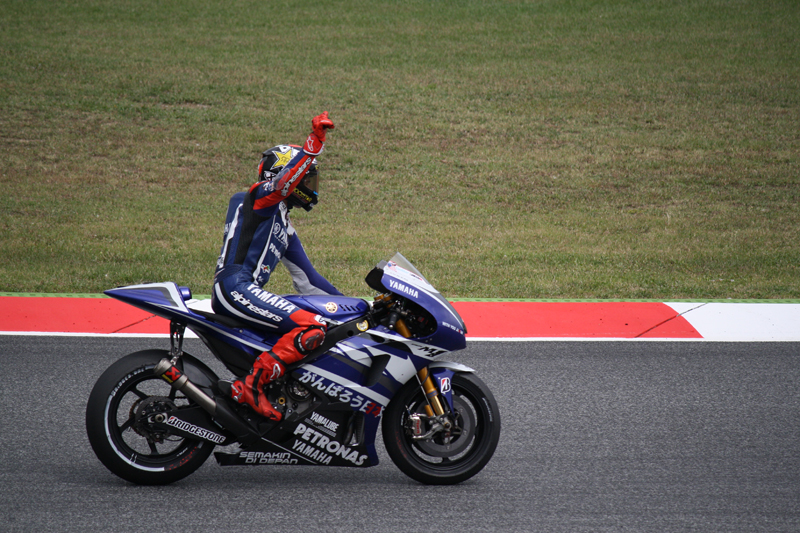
[{"x1": 154, "y1": 358, "x2": 217, "y2": 413}]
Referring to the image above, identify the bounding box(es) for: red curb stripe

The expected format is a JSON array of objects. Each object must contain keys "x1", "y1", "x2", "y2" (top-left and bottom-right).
[
  {"x1": 0, "y1": 296, "x2": 702, "y2": 338},
  {"x1": 0, "y1": 296, "x2": 165, "y2": 334},
  {"x1": 451, "y1": 301, "x2": 702, "y2": 338}
]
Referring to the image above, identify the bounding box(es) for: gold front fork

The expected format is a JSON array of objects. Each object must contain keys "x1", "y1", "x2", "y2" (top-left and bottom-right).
[
  {"x1": 416, "y1": 367, "x2": 445, "y2": 417},
  {"x1": 394, "y1": 318, "x2": 412, "y2": 338}
]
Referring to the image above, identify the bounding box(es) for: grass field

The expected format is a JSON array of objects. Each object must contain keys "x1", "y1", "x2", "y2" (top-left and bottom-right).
[{"x1": 2, "y1": 0, "x2": 798, "y2": 299}]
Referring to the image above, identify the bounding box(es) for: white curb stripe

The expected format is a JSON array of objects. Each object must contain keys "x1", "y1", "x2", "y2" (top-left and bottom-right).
[{"x1": 667, "y1": 303, "x2": 800, "y2": 341}]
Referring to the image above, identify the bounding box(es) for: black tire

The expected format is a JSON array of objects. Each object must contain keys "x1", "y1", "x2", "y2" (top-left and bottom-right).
[
  {"x1": 86, "y1": 350, "x2": 216, "y2": 485},
  {"x1": 382, "y1": 372, "x2": 501, "y2": 485}
]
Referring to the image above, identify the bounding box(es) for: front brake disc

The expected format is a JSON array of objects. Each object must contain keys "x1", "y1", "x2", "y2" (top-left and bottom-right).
[{"x1": 414, "y1": 397, "x2": 475, "y2": 458}]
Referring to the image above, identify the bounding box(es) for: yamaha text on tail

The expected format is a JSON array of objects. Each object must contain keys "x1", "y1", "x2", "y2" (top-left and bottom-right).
[{"x1": 86, "y1": 253, "x2": 501, "y2": 485}]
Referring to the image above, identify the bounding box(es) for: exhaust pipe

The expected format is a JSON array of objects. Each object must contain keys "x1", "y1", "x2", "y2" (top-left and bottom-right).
[
  {"x1": 154, "y1": 358, "x2": 217, "y2": 413},
  {"x1": 154, "y1": 358, "x2": 260, "y2": 442}
]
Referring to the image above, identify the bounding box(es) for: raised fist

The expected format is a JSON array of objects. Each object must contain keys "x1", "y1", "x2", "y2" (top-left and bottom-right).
[
  {"x1": 311, "y1": 111, "x2": 335, "y2": 142},
  {"x1": 304, "y1": 112, "x2": 335, "y2": 155}
]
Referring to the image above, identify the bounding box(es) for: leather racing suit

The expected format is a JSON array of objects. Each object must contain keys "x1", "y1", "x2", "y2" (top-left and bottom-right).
[{"x1": 211, "y1": 112, "x2": 338, "y2": 420}]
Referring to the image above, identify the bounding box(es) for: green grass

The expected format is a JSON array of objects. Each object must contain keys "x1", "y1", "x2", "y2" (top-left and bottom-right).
[{"x1": 1, "y1": 0, "x2": 798, "y2": 299}]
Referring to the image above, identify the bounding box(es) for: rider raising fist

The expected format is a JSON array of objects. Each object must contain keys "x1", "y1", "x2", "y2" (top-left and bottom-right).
[{"x1": 211, "y1": 112, "x2": 340, "y2": 421}]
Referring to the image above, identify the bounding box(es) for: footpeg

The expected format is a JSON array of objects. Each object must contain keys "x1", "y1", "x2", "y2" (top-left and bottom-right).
[{"x1": 217, "y1": 379, "x2": 233, "y2": 397}]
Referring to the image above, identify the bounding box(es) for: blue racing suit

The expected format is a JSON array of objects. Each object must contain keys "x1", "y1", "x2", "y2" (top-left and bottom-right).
[{"x1": 211, "y1": 143, "x2": 341, "y2": 367}]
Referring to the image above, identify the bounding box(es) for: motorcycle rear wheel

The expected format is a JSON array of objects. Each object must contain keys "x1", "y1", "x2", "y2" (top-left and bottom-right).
[
  {"x1": 85, "y1": 350, "x2": 215, "y2": 485},
  {"x1": 382, "y1": 372, "x2": 501, "y2": 485}
]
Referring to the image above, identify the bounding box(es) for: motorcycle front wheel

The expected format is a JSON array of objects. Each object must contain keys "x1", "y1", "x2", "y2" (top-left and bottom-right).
[
  {"x1": 85, "y1": 350, "x2": 216, "y2": 485},
  {"x1": 382, "y1": 372, "x2": 501, "y2": 485}
]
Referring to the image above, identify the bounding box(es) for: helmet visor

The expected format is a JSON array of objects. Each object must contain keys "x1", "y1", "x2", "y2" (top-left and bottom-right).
[
  {"x1": 288, "y1": 168, "x2": 319, "y2": 211},
  {"x1": 302, "y1": 169, "x2": 319, "y2": 194}
]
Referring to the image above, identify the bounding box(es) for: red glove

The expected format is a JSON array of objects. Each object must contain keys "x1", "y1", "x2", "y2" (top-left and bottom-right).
[
  {"x1": 304, "y1": 111, "x2": 335, "y2": 155},
  {"x1": 312, "y1": 111, "x2": 335, "y2": 141}
]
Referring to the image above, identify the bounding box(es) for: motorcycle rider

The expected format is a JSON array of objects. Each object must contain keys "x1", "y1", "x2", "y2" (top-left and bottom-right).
[{"x1": 211, "y1": 111, "x2": 339, "y2": 421}]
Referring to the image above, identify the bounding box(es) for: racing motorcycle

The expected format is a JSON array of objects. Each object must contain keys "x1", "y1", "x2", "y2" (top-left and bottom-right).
[{"x1": 86, "y1": 253, "x2": 501, "y2": 485}]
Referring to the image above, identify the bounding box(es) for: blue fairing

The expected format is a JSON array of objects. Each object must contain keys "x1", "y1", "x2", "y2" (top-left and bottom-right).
[{"x1": 379, "y1": 257, "x2": 467, "y2": 352}]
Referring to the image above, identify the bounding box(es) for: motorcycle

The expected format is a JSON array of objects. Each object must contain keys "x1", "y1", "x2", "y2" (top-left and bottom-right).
[{"x1": 86, "y1": 253, "x2": 500, "y2": 485}]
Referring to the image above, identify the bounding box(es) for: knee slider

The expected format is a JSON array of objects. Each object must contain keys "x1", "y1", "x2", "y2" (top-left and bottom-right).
[{"x1": 295, "y1": 326, "x2": 326, "y2": 355}]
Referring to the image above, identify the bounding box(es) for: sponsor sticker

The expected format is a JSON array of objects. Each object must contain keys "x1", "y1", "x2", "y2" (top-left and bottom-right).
[
  {"x1": 388, "y1": 279, "x2": 419, "y2": 299},
  {"x1": 309, "y1": 411, "x2": 340, "y2": 434},
  {"x1": 167, "y1": 416, "x2": 226, "y2": 444},
  {"x1": 272, "y1": 223, "x2": 289, "y2": 247},
  {"x1": 298, "y1": 370, "x2": 384, "y2": 417},
  {"x1": 231, "y1": 291, "x2": 283, "y2": 321},
  {"x1": 239, "y1": 451, "x2": 298, "y2": 465},
  {"x1": 291, "y1": 422, "x2": 368, "y2": 466}
]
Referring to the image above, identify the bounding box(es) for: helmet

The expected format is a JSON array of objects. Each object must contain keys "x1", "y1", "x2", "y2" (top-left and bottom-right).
[{"x1": 257, "y1": 145, "x2": 319, "y2": 211}]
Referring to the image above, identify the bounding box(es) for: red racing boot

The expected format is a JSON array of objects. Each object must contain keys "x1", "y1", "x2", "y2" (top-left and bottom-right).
[
  {"x1": 227, "y1": 323, "x2": 326, "y2": 421},
  {"x1": 229, "y1": 351, "x2": 285, "y2": 421}
]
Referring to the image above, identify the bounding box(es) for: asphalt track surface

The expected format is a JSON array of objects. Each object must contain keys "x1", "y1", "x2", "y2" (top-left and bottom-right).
[{"x1": 1, "y1": 336, "x2": 798, "y2": 533}]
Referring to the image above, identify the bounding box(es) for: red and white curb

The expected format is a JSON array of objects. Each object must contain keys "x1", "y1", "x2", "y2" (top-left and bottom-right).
[
  {"x1": 0, "y1": 296, "x2": 797, "y2": 341},
  {"x1": 452, "y1": 301, "x2": 800, "y2": 341}
]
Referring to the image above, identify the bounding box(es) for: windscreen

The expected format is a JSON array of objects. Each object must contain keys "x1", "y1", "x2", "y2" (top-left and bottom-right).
[{"x1": 384, "y1": 252, "x2": 466, "y2": 332}]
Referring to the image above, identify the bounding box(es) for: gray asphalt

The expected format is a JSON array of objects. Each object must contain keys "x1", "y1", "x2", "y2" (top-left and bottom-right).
[{"x1": 0, "y1": 336, "x2": 798, "y2": 532}]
